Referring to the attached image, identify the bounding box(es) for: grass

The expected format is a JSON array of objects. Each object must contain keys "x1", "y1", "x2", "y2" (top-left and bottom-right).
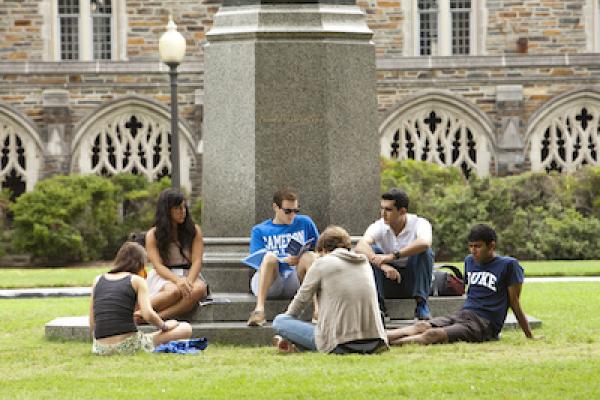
[
  {"x1": 1, "y1": 282, "x2": 600, "y2": 399},
  {"x1": 1, "y1": 260, "x2": 600, "y2": 289}
]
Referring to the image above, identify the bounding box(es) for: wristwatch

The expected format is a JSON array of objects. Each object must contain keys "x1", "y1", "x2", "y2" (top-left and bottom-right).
[{"x1": 393, "y1": 250, "x2": 402, "y2": 260}]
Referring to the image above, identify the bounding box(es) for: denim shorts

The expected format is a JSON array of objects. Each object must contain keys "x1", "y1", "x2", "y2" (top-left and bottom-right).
[{"x1": 92, "y1": 331, "x2": 155, "y2": 356}]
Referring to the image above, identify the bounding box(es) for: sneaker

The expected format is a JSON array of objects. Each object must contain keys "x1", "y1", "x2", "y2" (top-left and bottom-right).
[
  {"x1": 247, "y1": 310, "x2": 266, "y2": 327},
  {"x1": 414, "y1": 299, "x2": 431, "y2": 320},
  {"x1": 272, "y1": 335, "x2": 297, "y2": 353}
]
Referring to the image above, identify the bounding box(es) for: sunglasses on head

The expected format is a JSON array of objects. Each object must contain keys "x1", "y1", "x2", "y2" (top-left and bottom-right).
[{"x1": 282, "y1": 207, "x2": 300, "y2": 215}]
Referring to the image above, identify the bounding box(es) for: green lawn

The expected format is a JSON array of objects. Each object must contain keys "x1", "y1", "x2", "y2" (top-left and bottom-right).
[
  {"x1": 1, "y1": 282, "x2": 599, "y2": 399},
  {"x1": 441, "y1": 259, "x2": 600, "y2": 277},
  {"x1": 1, "y1": 260, "x2": 600, "y2": 289}
]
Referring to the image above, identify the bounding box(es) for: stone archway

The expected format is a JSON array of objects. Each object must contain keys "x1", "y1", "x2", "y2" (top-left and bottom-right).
[
  {"x1": 379, "y1": 91, "x2": 496, "y2": 177},
  {"x1": 71, "y1": 97, "x2": 198, "y2": 191},
  {"x1": 527, "y1": 89, "x2": 600, "y2": 173},
  {"x1": 0, "y1": 104, "x2": 43, "y2": 197}
]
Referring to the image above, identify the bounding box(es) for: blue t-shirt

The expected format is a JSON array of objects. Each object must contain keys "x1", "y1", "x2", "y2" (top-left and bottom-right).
[
  {"x1": 249, "y1": 214, "x2": 319, "y2": 276},
  {"x1": 462, "y1": 254, "x2": 525, "y2": 336}
]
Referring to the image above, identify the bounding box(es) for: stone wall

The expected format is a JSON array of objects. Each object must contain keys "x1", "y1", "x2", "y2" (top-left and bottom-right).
[
  {"x1": 0, "y1": 0, "x2": 44, "y2": 60},
  {"x1": 1, "y1": 1, "x2": 595, "y2": 62},
  {"x1": 125, "y1": 0, "x2": 220, "y2": 61},
  {"x1": 486, "y1": 0, "x2": 588, "y2": 54},
  {"x1": 376, "y1": 54, "x2": 600, "y2": 123}
]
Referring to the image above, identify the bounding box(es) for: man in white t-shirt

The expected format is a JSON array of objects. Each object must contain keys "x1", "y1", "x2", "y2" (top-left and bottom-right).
[{"x1": 355, "y1": 188, "x2": 434, "y2": 320}]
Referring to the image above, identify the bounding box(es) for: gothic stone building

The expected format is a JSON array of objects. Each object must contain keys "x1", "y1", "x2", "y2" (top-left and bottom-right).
[{"x1": 1, "y1": 0, "x2": 600, "y2": 199}]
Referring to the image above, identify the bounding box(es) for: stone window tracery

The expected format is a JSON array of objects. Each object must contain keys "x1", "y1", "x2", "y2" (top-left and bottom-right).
[
  {"x1": 72, "y1": 102, "x2": 196, "y2": 191},
  {"x1": 381, "y1": 103, "x2": 493, "y2": 178},
  {"x1": 530, "y1": 103, "x2": 600, "y2": 173},
  {"x1": 0, "y1": 115, "x2": 41, "y2": 199},
  {"x1": 83, "y1": 111, "x2": 174, "y2": 180}
]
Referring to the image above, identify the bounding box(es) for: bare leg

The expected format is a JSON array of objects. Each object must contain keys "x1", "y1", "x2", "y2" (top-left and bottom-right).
[
  {"x1": 152, "y1": 322, "x2": 193, "y2": 346},
  {"x1": 295, "y1": 251, "x2": 317, "y2": 282},
  {"x1": 391, "y1": 327, "x2": 448, "y2": 346},
  {"x1": 387, "y1": 321, "x2": 432, "y2": 342},
  {"x1": 150, "y1": 282, "x2": 182, "y2": 313},
  {"x1": 255, "y1": 253, "x2": 280, "y2": 312},
  {"x1": 295, "y1": 251, "x2": 319, "y2": 319},
  {"x1": 158, "y1": 280, "x2": 207, "y2": 319}
]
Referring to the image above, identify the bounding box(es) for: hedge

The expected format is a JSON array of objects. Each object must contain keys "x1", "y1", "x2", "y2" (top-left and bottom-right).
[
  {"x1": 381, "y1": 159, "x2": 600, "y2": 261},
  {"x1": 8, "y1": 174, "x2": 170, "y2": 265}
]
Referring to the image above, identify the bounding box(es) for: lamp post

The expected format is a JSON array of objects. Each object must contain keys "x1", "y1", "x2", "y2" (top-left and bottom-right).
[{"x1": 159, "y1": 15, "x2": 186, "y2": 190}]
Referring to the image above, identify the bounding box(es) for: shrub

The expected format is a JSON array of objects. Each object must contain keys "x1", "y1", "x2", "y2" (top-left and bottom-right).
[
  {"x1": 11, "y1": 175, "x2": 119, "y2": 264},
  {"x1": 380, "y1": 160, "x2": 600, "y2": 260},
  {"x1": 9, "y1": 174, "x2": 176, "y2": 264}
]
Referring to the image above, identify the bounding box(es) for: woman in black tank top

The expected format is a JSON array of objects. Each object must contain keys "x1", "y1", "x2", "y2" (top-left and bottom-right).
[{"x1": 90, "y1": 242, "x2": 193, "y2": 355}]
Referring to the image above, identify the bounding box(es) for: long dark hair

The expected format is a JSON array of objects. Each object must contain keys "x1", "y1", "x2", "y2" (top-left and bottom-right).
[
  {"x1": 109, "y1": 242, "x2": 146, "y2": 274},
  {"x1": 154, "y1": 188, "x2": 197, "y2": 263}
]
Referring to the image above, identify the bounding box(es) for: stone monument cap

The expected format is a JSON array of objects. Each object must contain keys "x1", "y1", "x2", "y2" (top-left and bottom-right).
[{"x1": 223, "y1": 0, "x2": 356, "y2": 6}]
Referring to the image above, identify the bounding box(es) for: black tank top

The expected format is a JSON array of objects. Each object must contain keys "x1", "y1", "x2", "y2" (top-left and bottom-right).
[{"x1": 93, "y1": 274, "x2": 138, "y2": 339}]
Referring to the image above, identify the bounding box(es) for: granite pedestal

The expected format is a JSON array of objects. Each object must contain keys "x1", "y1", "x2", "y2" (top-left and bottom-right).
[{"x1": 202, "y1": 0, "x2": 380, "y2": 236}]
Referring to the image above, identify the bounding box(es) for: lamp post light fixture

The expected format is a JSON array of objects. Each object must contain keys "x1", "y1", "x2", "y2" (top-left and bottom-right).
[{"x1": 159, "y1": 15, "x2": 186, "y2": 190}]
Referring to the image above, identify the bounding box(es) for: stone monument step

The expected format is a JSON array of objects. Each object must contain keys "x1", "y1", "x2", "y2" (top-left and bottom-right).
[
  {"x1": 46, "y1": 315, "x2": 541, "y2": 345},
  {"x1": 190, "y1": 293, "x2": 466, "y2": 322},
  {"x1": 202, "y1": 268, "x2": 252, "y2": 293}
]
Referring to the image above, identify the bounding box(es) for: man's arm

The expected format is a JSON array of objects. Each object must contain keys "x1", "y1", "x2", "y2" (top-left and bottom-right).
[
  {"x1": 355, "y1": 235, "x2": 400, "y2": 283},
  {"x1": 508, "y1": 283, "x2": 534, "y2": 339},
  {"x1": 397, "y1": 238, "x2": 431, "y2": 257}
]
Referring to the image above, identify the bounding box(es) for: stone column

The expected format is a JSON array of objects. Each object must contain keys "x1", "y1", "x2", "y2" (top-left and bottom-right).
[
  {"x1": 202, "y1": 0, "x2": 380, "y2": 236},
  {"x1": 495, "y1": 85, "x2": 526, "y2": 175},
  {"x1": 41, "y1": 89, "x2": 72, "y2": 178}
]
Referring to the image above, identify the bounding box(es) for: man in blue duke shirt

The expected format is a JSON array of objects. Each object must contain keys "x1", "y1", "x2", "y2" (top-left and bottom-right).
[
  {"x1": 386, "y1": 224, "x2": 535, "y2": 345},
  {"x1": 247, "y1": 187, "x2": 319, "y2": 327}
]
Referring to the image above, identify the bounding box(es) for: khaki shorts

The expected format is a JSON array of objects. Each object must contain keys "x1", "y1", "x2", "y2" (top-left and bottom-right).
[
  {"x1": 92, "y1": 331, "x2": 155, "y2": 356},
  {"x1": 251, "y1": 270, "x2": 300, "y2": 299},
  {"x1": 429, "y1": 309, "x2": 495, "y2": 343}
]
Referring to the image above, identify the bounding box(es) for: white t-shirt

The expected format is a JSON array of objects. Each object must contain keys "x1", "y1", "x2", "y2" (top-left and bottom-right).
[{"x1": 363, "y1": 214, "x2": 432, "y2": 267}]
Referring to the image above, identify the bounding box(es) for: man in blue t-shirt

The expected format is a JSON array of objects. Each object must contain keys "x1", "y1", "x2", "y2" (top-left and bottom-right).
[
  {"x1": 247, "y1": 187, "x2": 319, "y2": 327},
  {"x1": 386, "y1": 224, "x2": 535, "y2": 345}
]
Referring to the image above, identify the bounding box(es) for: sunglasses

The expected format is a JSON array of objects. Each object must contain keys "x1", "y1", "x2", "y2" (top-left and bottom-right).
[{"x1": 282, "y1": 208, "x2": 300, "y2": 215}]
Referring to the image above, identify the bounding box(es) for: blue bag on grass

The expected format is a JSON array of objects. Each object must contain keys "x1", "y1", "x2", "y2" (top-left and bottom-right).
[{"x1": 153, "y1": 338, "x2": 208, "y2": 355}]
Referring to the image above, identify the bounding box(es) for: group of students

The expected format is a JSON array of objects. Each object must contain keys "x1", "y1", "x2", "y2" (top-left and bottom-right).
[
  {"x1": 246, "y1": 186, "x2": 535, "y2": 352},
  {"x1": 90, "y1": 186, "x2": 535, "y2": 356}
]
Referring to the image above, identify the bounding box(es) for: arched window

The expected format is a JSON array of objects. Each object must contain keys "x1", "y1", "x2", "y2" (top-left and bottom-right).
[
  {"x1": 380, "y1": 93, "x2": 495, "y2": 177},
  {"x1": 528, "y1": 91, "x2": 600, "y2": 173},
  {"x1": 0, "y1": 106, "x2": 43, "y2": 199},
  {"x1": 71, "y1": 98, "x2": 198, "y2": 191}
]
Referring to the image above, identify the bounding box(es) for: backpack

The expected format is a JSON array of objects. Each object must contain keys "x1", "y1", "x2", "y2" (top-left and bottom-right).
[
  {"x1": 429, "y1": 265, "x2": 465, "y2": 296},
  {"x1": 128, "y1": 231, "x2": 147, "y2": 247}
]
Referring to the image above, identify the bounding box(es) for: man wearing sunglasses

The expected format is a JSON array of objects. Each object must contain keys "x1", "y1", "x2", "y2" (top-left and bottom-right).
[
  {"x1": 247, "y1": 187, "x2": 319, "y2": 327},
  {"x1": 356, "y1": 188, "x2": 434, "y2": 321}
]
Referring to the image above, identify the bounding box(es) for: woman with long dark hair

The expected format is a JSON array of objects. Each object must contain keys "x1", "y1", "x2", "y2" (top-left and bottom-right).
[
  {"x1": 144, "y1": 188, "x2": 208, "y2": 319},
  {"x1": 90, "y1": 242, "x2": 192, "y2": 355}
]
